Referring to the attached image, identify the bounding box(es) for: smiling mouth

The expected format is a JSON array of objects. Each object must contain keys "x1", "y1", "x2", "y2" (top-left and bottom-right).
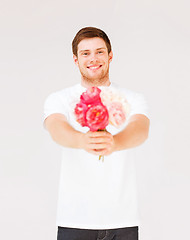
[{"x1": 87, "y1": 65, "x2": 102, "y2": 70}]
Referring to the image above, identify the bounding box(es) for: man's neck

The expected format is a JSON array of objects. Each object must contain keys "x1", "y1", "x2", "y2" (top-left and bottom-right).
[{"x1": 81, "y1": 78, "x2": 111, "y2": 88}]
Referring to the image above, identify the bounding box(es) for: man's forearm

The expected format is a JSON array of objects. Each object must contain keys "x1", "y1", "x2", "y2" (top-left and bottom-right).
[
  {"x1": 45, "y1": 113, "x2": 83, "y2": 149},
  {"x1": 113, "y1": 114, "x2": 150, "y2": 152}
]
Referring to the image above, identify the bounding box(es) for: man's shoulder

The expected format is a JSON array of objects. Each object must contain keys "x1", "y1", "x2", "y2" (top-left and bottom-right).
[
  {"x1": 48, "y1": 84, "x2": 80, "y2": 98},
  {"x1": 110, "y1": 82, "x2": 140, "y2": 96},
  {"x1": 110, "y1": 83, "x2": 148, "y2": 109}
]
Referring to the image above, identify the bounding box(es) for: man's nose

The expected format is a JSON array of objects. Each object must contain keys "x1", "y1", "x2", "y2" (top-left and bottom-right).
[{"x1": 90, "y1": 53, "x2": 97, "y2": 62}]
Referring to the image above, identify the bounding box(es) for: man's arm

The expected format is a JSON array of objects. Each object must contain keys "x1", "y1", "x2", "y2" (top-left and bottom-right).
[
  {"x1": 44, "y1": 113, "x2": 83, "y2": 149},
  {"x1": 44, "y1": 113, "x2": 150, "y2": 156},
  {"x1": 88, "y1": 113, "x2": 150, "y2": 156},
  {"x1": 113, "y1": 114, "x2": 150, "y2": 151},
  {"x1": 44, "y1": 113, "x2": 113, "y2": 155}
]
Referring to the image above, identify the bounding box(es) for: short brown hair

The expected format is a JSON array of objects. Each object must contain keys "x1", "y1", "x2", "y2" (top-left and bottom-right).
[{"x1": 72, "y1": 27, "x2": 112, "y2": 57}]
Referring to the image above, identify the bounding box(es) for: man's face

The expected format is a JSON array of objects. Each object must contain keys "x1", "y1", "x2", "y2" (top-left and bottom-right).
[{"x1": 73, "y1": 37, "x2": 113, "y2": 85}]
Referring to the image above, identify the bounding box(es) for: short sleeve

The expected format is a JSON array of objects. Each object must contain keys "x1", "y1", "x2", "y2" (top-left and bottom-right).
[
  {"x1": 126, "y1": 91, "x2": 150, "y2": 119},
  {"x1": 43, "y1": 92, "x2": 68, "y2": 123}
]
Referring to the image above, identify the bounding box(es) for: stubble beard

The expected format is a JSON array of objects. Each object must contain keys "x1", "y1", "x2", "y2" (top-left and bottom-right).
[{"x1": 79, "y1": 66, "x2": 110, "y2": 87}]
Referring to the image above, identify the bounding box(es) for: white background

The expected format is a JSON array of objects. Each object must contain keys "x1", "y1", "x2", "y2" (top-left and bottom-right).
[{"x1": 0, "y1": 0, "x2": 190, "y2": 239}]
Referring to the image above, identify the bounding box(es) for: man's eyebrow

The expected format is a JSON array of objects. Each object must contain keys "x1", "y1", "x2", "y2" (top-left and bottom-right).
[
  {"x1": 79, "y1": 47, "x2": 106, "y2": 53},
  {"x1": 96, "y1": 47, "x2": 106, "y2": 50},
  {"x1": 79, "y1": 49, "x2": 90, "y2": 53}
]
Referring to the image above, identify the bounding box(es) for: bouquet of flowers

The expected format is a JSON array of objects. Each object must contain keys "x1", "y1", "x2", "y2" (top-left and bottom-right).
[{"x1": 74, "y1": 86, "x2": 130, "y2": 162}]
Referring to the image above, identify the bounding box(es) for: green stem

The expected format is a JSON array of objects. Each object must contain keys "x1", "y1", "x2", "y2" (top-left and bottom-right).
[{"x1": 98, "y1": 129, "x2": 106, "y2": 162}]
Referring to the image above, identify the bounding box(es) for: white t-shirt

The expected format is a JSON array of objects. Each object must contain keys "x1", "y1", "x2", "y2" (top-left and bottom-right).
[{"x1": 43, "y1": 82, "x2": 149, "y2": 230}]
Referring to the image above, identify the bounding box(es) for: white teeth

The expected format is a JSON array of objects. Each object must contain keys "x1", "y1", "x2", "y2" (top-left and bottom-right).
[{"x1": 88, "y1": 66, "x2": 101, "y2": 69}]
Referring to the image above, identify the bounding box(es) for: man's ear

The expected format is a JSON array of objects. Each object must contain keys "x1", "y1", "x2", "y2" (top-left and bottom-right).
[
  {"x1": 108, "y1": 51, "x2": 113, "y2": 63},
  {"x1": 73, "y1": 54, "x2": 79, "y2": 66}
]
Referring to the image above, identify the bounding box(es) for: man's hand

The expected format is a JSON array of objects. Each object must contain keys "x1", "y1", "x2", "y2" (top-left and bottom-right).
[{"x1": 80, "y1": 130, "x2": 115, "y2": 156}]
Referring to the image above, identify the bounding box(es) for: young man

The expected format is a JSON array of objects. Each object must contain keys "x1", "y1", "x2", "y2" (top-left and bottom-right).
[{"x1": 44, "y1": 27, "x2": 150, "y2": 240}]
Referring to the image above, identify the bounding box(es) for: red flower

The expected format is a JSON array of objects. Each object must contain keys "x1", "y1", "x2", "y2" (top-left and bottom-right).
[
  {"x1": 86, "y1": 104, "x2": 109, "y2": 131},
  {"x1": 74, "y1": 102, "x2": 88, "y2": 127},
  {"x1": 75, "y1": 87, "x2": 109, "y2": 131},
  {"x1": 80, "y1": 87, "x2": 101, "y2": 105}
]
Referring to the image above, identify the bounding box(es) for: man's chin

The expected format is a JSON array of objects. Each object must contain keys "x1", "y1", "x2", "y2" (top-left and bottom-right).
[
  {"x1": 81, "y1": 74, "x2": 99, "y2": 82},
  {"x1": 81, "y1": 77, "x2": 109, "y2": 86},
  {"x1": 83, "y1": 73, "x2": 108, "y2": 81}
]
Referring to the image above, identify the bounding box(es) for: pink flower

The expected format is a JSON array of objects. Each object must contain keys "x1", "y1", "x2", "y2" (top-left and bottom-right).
[
  {"x1": 80, "y1": 87, "x2": 101, "y2": 105},
  {"x1": 100, "y1": 87, "x2": 130, "y2": 127},
  {"x1": 86, "y1": 104, "x2": 109, "y2": 131},
  {"x1": 107, "y1": 102, "x2": 126, "y2": 127}
]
